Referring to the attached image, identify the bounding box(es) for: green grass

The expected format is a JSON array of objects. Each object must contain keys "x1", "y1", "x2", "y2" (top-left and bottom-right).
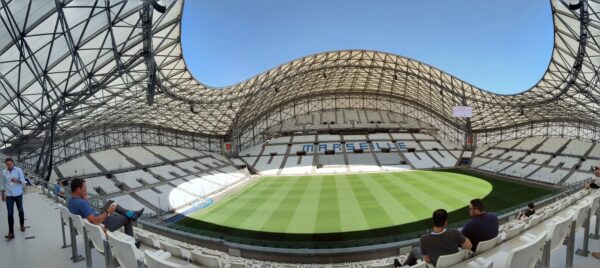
[{"x1": 177, "y1": 170, "x2": 554, "y2": 236}]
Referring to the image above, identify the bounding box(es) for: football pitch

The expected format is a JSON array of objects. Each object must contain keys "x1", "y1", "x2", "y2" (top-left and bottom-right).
[{"x1": 177, "y1": 170, "x2": 554, "y2": 235}]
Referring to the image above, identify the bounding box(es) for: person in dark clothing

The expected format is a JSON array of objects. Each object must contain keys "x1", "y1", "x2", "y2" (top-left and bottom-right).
[
  {"x1": 461, "y1": 199, "x2": 499, "y2": 251},
  {"x1": 395, "y1": 209, "x2": 472, "y2": 267},
  {"x1": 518, "y1": 202, "x2": 535, "y2": 220},
  {"x1": 23, "y1": 172, "x2": 32, "y2": 186}
]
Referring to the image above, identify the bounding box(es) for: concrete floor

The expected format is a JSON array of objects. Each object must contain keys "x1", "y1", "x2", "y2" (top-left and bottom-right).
[{"x1": 0, "y1": 188, "x2": 598, "y2": 268}]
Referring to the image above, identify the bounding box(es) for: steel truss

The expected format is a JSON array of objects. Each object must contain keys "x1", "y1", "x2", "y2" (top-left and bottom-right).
[
  {"x1": 0, "y1": 0, "x2": 598, "y2": 169},
  {"x1": 15, "y1": 123, "x2": 221, "y2": 171},
  {"x1": 235, "y1": 93, "x2": 465, "y2": 150}
]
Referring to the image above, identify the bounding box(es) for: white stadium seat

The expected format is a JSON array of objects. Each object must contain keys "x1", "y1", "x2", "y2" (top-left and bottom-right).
[
  {"x1": 475, "y1": 234, "x2": 501, "y2": 255},
  {"x1": 435, "y1": 249, "x2": 470, "y2": 267},
  {"x1": 90, "y1": 149, "x2": 135, "y2": 170},
  {"x1": 107, "y1": 231, "x2": 145, "y2": 268}
]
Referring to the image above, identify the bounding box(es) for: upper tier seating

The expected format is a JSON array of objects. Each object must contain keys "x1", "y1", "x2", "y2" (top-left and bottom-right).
[
  {"x1": 547, "y1": 156, "x2": 579, "y2": 169},
  {"x1": 265, "y1": 109, "x2": 439, "y2": 133},
  {"x1": 499, "y1": 151, "x2": 526, "y2": 161},
  {"x1": 440, "y1": 140, "x2": 463, "y2": 150},
  {"x1": 561, "y1": 140, "x2": 593, "y2": 156},
  {"x1": 478, "y1": 160, "x2": 513, "y2": 173},
  {"x1": 54, "y1": 147, "x2": 248, "y2": 215},
  {"x1": 196, "y1": 157, "x2": 225, "y2": 168},
  {"x1": 111, "y1": 194, "x2": 156, "y2": 216},
  {"x1": 262, "y1": 145, "x2": 288, "y2": 155},
  {"x1": 281, "y1": 156, "x2": 313, "y2": 175},
  {"x1": 178, "y1": 176, "x2": 222, "y2": 197},
  {"x1": 269, "y1": 136, "x2": 291, "y2": 144},
  {"x1": 343, "y1": 134, "x2": 368, "y2": 141},
  {"x1": 521, "y1": 153, "x2": 551, "y2": 165},
  {"x1": 479, "y1": 149, "x2": 505, "y2": 158},
  {"x1": 292, "y1": 135, "x2": 316, "y2": 143},
  {"x1": 537, "y1": 137, "x2": 570, "y2": 153},
  {"x1": 347, "y1": 154, "x2": 379, "y2": 172},
  {"x1": 587, "y1": 144, "x2": 600, "y2": 158},
  {"x1": 528, "y1": 167, "x2": 570, "y2": 184},
  {"x1": 495, "y1": 139, "x2": 522, "y2": 149},
  {"x1": 113, "y1": 172, "x2": 143, "y2": 189},
  {"x1": 403, "y1": 152, "x2": 439, "y2": 169},
  {"x1": 474, "y1": 143, "x2": 495, "y2": 156},
  {"x1": 149, "y1": 165, "x2": 188, "y2": 180},
  {"x1": 580, "y1": 159, "x2": 600, "y2": 172},
  {"x1": 119, "y1": 147, "x2": 162, "y2": 165},
  {"x1": 412, "y1": 133, "x2": 435, "y2": 140},
  {"x1": 172, "y1": 147, "x2": 205, "y2": 158},
  {"x1": 90, "y1": 149, "x2": 135, "y2": 170},
  {"x1": 57, "y1": 157, "x2": 101, "y2": 177},
  {"x1": 206, "y1": 170, "x2": 245, "y2": 185},
  {"x1": 368, "y1": 133, "x2": 392, "y2": 140},
  {"x1": 177, "y1": 160, "x2": 208, "y2": 172},
  {"x1": 564, "y1": 172, "x2": 593, "y2": 184},
  {"x1": 419, "y1": 141, "x2": 442, "y2": 150},
  {"x1": 376, "y1": 153, "x2": 403, "y2": 165},
  {"x1": 137, "y1": 184, "x2": 199, "y2": 211},
  {"x1": 471, "y1": 158, "x2": 490, "y2": 168},
  {"x1": 238, "y1": 144, "x2": 262, "y2": 156},
  {"x1": 86, "y1": 176, "x2": 120, "y2": 195},
  {"x1": 390, "y1": 133, "x2": 414, "y2": 140},
  {"x1": 114, "y1": 170, "x2": 160, "y2": 186},
  {"x1": 317, "y1": 134, "x2": 341, "y2": 142},
  {"x1": 242, "y1": 131, "x2": 463, "y2": 175},
  {"x1": 428, "y1": 151, "x2": 457, "y2": 167},
  {"x1": 513, "y1": 137, "x2": 546, "y2": 150},
  {"x1": 472, "y1": 137, "x2": 600, "y2": 185},
  {"x1": 501, "y1": 163, "x2": 541, "y2": 178},
  {"x1": 254, "y1": 155, "x2": 284, "y2": 175},
  {"x1": 146, "y1": 146, "x2": 187, "y2": 161},
  {"x1": 318, "y1": 154, "x2": 345, "y2": 166}
]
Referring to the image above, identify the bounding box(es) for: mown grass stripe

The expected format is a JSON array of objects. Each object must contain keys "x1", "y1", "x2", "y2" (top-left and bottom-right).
[
  {"x1": 236, "y1": 176, "x2": 300, "y2": 230},
  {"x1": 425, "y1": 171, "x2": 491, "y2": 194},
  {"x1": 335, "y1": 174, "x2": 370, "y2": 232},
  {"x1": 285, "y1": 176, "x2": 323, "y2": 233},
  {"x1": 379, "y1": 172, "x2": 448, "y2": 212},
  {"x1": 314, "y1": 176, "x2": 341, "y2": 233},
  {"x1": 198, "y1": 178, "x2": 282, "y2": 225},
  {"x1": 260, "y1": 177, "x2": 311, "y2": 232},
  {"x1": 350, "y1": 174, "x2": 394, "y2": 229},
  {"x1": 419, "y1": 172, "x2": 491, "y2": 202},
  {"x1": 216, "y1": 177, "x2": 290, "y2": 227},
  {"x1": 402, "y1": 172, "x2": 469, "y2": 209},
  {"x1": 375, "y1": 172, "x2": 435, "y2": 221},
  {"x1": 362, "y1": 173, "x2": 419, "y2": 225}
]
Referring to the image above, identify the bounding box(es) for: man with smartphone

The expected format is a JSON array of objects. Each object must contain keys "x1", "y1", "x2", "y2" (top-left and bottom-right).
[
  {"x1": 68, "y1": 178, "x2": 144, "y2": 247},
  {"x1": 585, "y1": 166, "x2": 600, "y2": 190},
  {"x1": 1, "y1": 158, "x2": 27, "y2": 240}
]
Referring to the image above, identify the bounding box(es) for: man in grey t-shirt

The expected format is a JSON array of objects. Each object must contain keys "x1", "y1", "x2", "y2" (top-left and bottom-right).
[{"x1": 397, "y1": 209, "x2": 472, "y2": 266}]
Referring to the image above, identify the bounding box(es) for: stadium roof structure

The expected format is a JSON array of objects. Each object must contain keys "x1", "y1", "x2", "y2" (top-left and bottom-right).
[{"x1": 0, "y1": 0, "x2": 599, "y2": 157}]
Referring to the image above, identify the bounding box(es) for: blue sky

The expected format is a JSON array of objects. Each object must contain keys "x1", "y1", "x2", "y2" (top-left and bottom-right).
[{"x1": 181, "y1": 0, "x2": 553, "y2": 94}]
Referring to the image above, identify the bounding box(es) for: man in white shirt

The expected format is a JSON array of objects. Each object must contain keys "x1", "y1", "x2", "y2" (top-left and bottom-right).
[{"x1": 1, "y1": 158, "x2": 27, "y2": 240}]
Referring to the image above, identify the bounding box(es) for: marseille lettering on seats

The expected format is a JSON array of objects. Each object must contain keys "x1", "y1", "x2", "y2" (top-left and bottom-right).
[{"x1": 300, "y1": 142, "x2": 407, "y2": 152}]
